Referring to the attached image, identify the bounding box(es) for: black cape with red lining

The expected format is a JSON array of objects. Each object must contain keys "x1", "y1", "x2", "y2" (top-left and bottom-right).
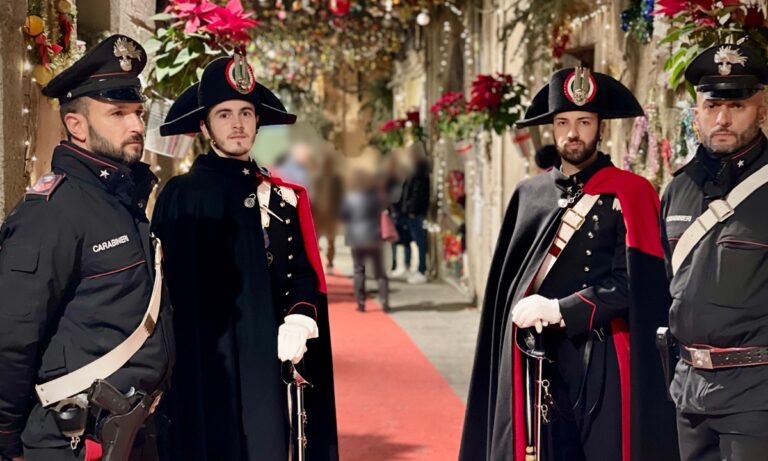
[
  {"x1": 151, "y1": 154, "x2": 338, "y2": 461},
  {"x1": 459, "y1": 158, "x2": 677, "y2": 461}
]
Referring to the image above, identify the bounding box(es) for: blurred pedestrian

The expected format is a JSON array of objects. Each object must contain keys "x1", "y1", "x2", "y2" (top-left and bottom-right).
[
  {"x1": 341, "y1": 168, "x2": 390, "y2": 312},
  {"x1": 400, "y1": 145, "x2": 431, "y2": 284},
  {"x1": 314, "y1": 150, "x2": 344, "y2": 270},
  {"x1": 383, "y1": 149, "x2": 413, "y2": 276}
]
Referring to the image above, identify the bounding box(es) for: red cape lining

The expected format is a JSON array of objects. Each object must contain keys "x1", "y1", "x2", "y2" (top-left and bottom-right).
[{"x1": 262, "y1": 174, "x2": 327, "y2": 294}]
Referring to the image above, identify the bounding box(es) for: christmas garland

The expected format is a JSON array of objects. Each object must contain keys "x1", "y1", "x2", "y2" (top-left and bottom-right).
[{"x1": 23, "y1": 0, "x2": 82, "y2": 87}]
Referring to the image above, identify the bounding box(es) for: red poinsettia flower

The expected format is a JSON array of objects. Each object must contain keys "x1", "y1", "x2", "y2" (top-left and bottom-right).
[
  {"x1": 654, "y1": 0, "x2": 688, "y2": 16},
  {"x1": 379, "y1": 118, "x2": 406, "y2": 133},
  {"x1": 204, "y1": 0, "x2": 260, "y2": 43}
]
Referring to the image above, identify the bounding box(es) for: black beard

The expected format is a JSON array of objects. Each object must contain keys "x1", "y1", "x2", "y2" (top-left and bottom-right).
[
  {"x1": 89, "y1": 126, "x2": 143, "y2": 165},
  {"x1": 557, "y1": 136, "x2": 599, "y2": 167},
  {"x1": 700, "y1": 124, "x2": 762, "y2": 156}
]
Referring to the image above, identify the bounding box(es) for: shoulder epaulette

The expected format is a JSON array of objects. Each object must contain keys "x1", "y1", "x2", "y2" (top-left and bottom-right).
[
  {"x1": 277, "y1": 185, "x2": 298, "y2": 207},
  {"x1": 25, "y1": 173, "x2": 66, "y2": 201}
]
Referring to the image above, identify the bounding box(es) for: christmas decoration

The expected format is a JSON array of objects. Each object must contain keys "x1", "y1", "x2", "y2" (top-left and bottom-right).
[
  {"x1": 430, "y1": 91, "x2": 477, "y2": 141},
  {"x1": 24, "y1": 0, "x2": 82, "y2": 86},
  {"x1": 468, "y1": 73, "x2": 528, "y2": 135},
  {"x1": 656, "y1": 0, "x2": 768, "y2": 90},
  {"x1": 144, "y1": 0, "x2": 258, "y2": 98},
  {"x1": 621, "y1": 0, "x2": 654, "y2": 44}
]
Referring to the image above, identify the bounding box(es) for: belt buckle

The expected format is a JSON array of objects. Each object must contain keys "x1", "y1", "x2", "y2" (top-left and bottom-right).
[
  {"x1": 562, "y1": 209, "x2": 585, "y2": 231},
  {"x1": 708, "y1": 199, "x2": 734, "y2": 222},
  {"x1": 691, "y1": 348, "x2": 714, "y2": 370}
]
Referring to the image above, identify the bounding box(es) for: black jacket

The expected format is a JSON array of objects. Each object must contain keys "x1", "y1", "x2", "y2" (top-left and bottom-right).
[
  {"x1": 661, "y1": 134, "x2": 768, "y2": 415},
  {"x1": 151, "y1": 152, "x2": 338, "y2": 461},
  {"x1": 341, "y1": 189, "x2": 383, "y2": 247},
  {"x1": 400, "y1": 160, "x2": 431, "y2": 216},
  {"x1": 0, "y1": 142, "x2": 174, "y2": 458}
]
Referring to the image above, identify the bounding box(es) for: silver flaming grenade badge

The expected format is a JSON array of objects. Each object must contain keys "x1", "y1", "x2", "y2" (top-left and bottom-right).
[
  {"x1": 714, "y1": 46, "x2": 748, "y2": 76},
  {"x1": 113, "y1": 37, "x2": 143, "y2": 72}
]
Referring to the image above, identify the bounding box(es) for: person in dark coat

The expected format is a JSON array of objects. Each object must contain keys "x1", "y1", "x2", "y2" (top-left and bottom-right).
[
  {"x1": 399, "y1": 146, "x2": 431, "y2": 283},
  {"x1": 151, "y1": 55, "x2": 338, "y2": 461},
  {"x1": 459, "y1": 68, "x2": 678, "y2": 461},
  {"x1": 383, "y1": 151, "x2": 412, "y2": 275},
  {"x1": 661, "y1": 44, "x2": 768, "y2": 461},
  {"x1": 0, "y1": 35, "x2": 174, "y2": 461},
  {"x1": 340, "y1": 168, "x2": 390, "y2": 312}
]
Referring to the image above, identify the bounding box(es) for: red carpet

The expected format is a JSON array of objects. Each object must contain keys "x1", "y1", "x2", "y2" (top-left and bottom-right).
[{"x1": 326, "y1": 274, "x2": 466, "y2": 460}]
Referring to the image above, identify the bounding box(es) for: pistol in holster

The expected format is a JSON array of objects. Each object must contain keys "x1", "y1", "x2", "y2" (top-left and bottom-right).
[
  {"x1": 87, "y1": 379, "x2": 161, "y2": 461},
  {"x1": 655, "y1": 326, "x2": 679, "y2": 401}
]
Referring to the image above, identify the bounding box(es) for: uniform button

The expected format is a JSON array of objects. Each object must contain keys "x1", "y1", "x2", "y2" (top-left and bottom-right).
[
  {"x1": 584, "y1": 266, "x2": 590, "y2": 272},
  {"x1": 592, "y1": 215, "x2": 599, "y2": 222},
  {"x1": 288, "y1": 254, "x2": 294, "y2": 260},
  {"x1": 285, "y1": 218, "x2": 291, "y2": 224},
  {"x1": 138, "y1": 201, "x2": 145, "y2": 209},
  {"x1": 287, "y1": 273, "x2": 292, "y2": 278},
  {"x1": 586, "y1": 250, "x2": 592, "y2": 256},
  {"x1": 582, "y1": 283, "x2": 588, "y2": 288},
  {"x1": 598, "y1": 199, "x2": 604, "y2": 206},
  {"x1": 280, "y1": 202, "x2": 286, "y2": 207},
  {"x1": 288, "y1": 236, "x2": 293, "y2": 242},
  {"x1": 285, "y1": 291, "x2": 290, "y2": 296},
  {"x1": 587, "y1": 232, "x2": 594, "y2": 239}
]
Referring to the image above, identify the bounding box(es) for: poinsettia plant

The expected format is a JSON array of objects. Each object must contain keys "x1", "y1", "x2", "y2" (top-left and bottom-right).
[
  {"x1": 468, "y1": 73, "x2": 528, "y2": 135},
  {"x1": 430, "y1": 92, "x2": 478, "y2": 140},
  {"x1": 144, "y1": 0, "x2": 259, "y2": 98},
  {"x1": 377, "y1": 118, "x2": 407, "y2": 152},
  {"x1": 656, "y1": 0, "x2": 768, "y2": 90}
]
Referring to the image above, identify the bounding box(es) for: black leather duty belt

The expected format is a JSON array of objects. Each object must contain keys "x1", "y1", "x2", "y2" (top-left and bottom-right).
[{"x1": 681, "y1": 345, "x2": 768, "y2": 370}]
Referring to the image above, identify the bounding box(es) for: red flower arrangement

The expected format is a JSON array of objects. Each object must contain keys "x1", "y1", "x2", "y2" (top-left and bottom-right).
[
  {"x1": 430, "y1": 92, "x2": 477, "y2": 140},
  {"x1": 468, "y1": 73, "x2": 527, "y2": 135},
  {"x1": 655, "y1": 0, "x2": 768, "y2": 89},
  {"x1": 442, "y1": 233, "x2": 464, "y2": 262},
  {"x1": 168, "y1": 0, "x2": 259, "y2": 43},
  {"x1": 379, "y1": 118, "x2": 406, "y2": 133}
]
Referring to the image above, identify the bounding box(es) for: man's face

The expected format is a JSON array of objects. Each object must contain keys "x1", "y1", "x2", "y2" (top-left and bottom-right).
[
  {"x1": 694, "y1": 92, "x2": 766, "y2": 156},
  {"x1": 553, "y1": 111, "x2": 601, "y2": 166},
  {"x1": 82, "y1": 98, "x2": 146, "y2": 164},
  {"x1": 202, "y1": 100, "x2": 259, "y2": 158}
]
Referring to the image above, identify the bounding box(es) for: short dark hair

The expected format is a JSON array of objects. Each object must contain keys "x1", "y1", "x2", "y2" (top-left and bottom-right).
[{"x1": 59, "y1": 97, "x2": 90, "y2": 139}]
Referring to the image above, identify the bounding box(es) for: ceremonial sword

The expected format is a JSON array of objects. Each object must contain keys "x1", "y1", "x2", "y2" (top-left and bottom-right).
[{"x1": 282, "y1": 361, "x2": 312, "y2": 461}]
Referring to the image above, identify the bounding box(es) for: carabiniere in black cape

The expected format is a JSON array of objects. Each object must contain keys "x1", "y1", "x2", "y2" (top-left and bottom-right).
[
  {"x1": 151, "y1": 152, "x2": 338, "y2": 461},
  {"x1": 459, "y1": 154, "x2": 678, "y2": 461}
]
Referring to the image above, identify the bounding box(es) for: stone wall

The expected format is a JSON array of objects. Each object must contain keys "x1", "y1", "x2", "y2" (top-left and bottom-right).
[{"x1": 0, "y1": 3, "x2": 31, "y2": 220}]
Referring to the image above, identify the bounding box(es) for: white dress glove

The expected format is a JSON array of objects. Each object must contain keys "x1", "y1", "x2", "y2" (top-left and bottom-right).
[
  {"x1": 277, "y1": 314, "x2": 319, "y2": 364},
  {"x1": 511, "y1": 295, "x2": 564, "y2": 333}
]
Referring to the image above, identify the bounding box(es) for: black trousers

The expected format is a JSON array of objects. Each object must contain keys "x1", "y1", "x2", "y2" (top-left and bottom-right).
[
  {"x1": 677, "y1": 410, "x2": 768, "y2": 461},
  {"x1": 351, "y1": 245, "x2": 389, "y2": 310},
  {"x1": 541, "y1": 331, "x2": 622, "y2": 461}
]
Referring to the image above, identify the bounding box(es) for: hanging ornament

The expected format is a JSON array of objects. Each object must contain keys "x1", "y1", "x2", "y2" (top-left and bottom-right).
[
  {"x1": 24, "y1": 15, "x2": 45, "y2": 37},
  {"x1": 32, "y1": 64, "x2": 54, "y2": 85},
  {"x1": 416, "y1": 10, "x2": 430, "y2": 26},
  {"x1": 329, "y1": 0, "x2": 350, "y2": 16}
]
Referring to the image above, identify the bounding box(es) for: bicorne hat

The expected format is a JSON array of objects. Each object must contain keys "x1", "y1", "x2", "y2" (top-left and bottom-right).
[
  {"x1": 160, "y1": 54, "x2": 296, "y2": 136},
  {"x1": 516, "y1": 67, "x2": 644, "y2": 128}
]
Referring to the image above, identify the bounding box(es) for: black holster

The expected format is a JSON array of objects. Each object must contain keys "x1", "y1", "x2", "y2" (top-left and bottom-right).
[
  {"x1": 655, "y1": 327, "x2": 679, "y2": 401},
  {"x1": 87, "y1": 380, "x2": 157, "y2": 461}
]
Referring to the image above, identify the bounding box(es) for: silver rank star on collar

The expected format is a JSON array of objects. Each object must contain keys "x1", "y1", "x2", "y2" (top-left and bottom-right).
[
  {"x1": 242, "y1": 168, "x2": 250, "y2": 176},
  {"x1": 100, "y1": 169, "x2": 110, "y2": 179},
  {"x1": 737, "y1": 160, "x2": 746, "y2": 168}
]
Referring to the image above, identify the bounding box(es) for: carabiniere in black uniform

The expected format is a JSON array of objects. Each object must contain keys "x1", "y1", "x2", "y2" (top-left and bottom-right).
[
  {"x1": 661, "y1": 44, "x2": 768, "y2": 461},
  {"x1": 0, "y1": 35, "x2": 174, "y2": 461}
]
